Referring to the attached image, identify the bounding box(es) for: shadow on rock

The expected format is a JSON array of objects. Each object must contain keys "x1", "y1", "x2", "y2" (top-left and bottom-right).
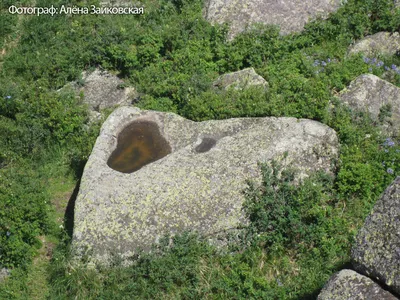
[{"x1": 65, "y1": 179, "x2": 80, "y2": 238}]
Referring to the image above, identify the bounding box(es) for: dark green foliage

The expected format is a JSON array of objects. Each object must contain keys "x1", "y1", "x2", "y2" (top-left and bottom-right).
[
  {"x1": 182, "y1": 86, "x2": 270, "y2": 121},
  {"x1": 49, "y1": 232, "x2": 214, "y2": 299},
  {"x1": 243, "y1": 162, "x2": 334, "y2": 249},
  {"x1": 378, "y1": 104, "x2": 392, "y2": 123},
  {"x1": 326, "y1": 100, "x2": 399, "y2": 205},
  {"x1": 0, "y1": 165, "x2": 52, "y2": 269}
]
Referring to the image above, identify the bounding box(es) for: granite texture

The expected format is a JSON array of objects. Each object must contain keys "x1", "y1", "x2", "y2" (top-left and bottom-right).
[
  {"x1": 352, "y1": 177, "x2": 400, "y2": 295},
  {"x1": 72, "y1": 107, "x2": 338, "y2": 265},
  {"x1": 339, "y1": 74, "x2": 400, "y2": 137},
  {"x1": 348, "y1": 32, "x2": 400, "y2": 57},
  {"x1": 203, "y1": 0, "x2": 343, "y2": 39},
  {"x1": 318, "y1": 269, "x2": 397, "y2": 300},
  {"x1": 213, "y1": 68, "x2": 268, "y2": 91}
]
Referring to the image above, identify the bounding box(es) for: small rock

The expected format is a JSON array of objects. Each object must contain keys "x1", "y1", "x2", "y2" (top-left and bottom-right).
[
  {"x1": 318, "y1": 269, "x2": 397, "y2": 300},
  {"x1": 348, "y1": 32, "x2": 400, "y2": 57},
  {"x1": 59, "y1": 69, "x2": 137, "y2": 123},
  {"x1": 0, "y1": 268, "x2": 10, "y2": 283},
  {"x1": 213, "y1": 68, "x2": 268, "y2": 91},
  {"x1": 78, "y1": 69, "x2": 136, "y2": 112},
  {"x1": 339, "y1": 74, "x2": 400, "y2": 137}
]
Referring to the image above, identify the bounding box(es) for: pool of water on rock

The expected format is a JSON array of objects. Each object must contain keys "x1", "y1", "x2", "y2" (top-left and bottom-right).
[{"x1": 107, "y1": 120, "x2": 172, "y2": 173}]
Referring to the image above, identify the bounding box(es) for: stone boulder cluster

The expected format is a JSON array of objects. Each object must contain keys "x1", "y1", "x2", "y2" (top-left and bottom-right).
[
  {"x1": 339, "y1": 30, "x2": 400, "y2": 138},
  {"x1": 318, "y1": 178, "x2": 400, "y2": 299},
  {"x1": 317, "y1": 29, "x2": 400, "y2": 300},
  {"x1": 64, "y1": 3, "x2": 400, "y2": 299}
]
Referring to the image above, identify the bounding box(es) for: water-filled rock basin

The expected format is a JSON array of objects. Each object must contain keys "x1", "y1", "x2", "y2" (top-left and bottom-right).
[{"x1": 107, "y1": 120, "x2": 171, "y2": 173}]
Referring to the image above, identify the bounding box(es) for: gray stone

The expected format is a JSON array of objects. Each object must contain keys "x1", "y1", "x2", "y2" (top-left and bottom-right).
[
  {"x1": 352, "y1": 177, "x2": 400, "y2": 295},
  {"x1": 213, "y1": 68, "x2": 268, "y2": 91},
  {"x1": 77, "y1": 69, "x2": 136, "y2": 113},
  {"x1": 318, "y1": 269, "x2": 397, "y2": 300},
  {"x1": 59, "y1": 69, "x2": 137, "y2": 123},
  {"x1": 72, "y1": 107, "x2": 338, "y2": 265},
  {"x1": 0, "y1": 268, "x2": 10, "y2": 283},
  {"x1": 203, "y1": 0, "x2": 343, "y2": 39},
  {"x1": 339, "y1": 74, "x2": 400, "y2": 137},
  {"x1": 348, "y1": 32, "x2": 400, "y2": 57}
]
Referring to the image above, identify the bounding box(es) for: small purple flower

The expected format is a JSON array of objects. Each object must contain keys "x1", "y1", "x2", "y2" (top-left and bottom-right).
[
  {"x1": 385, "y1": 66, "x2": 390, "y2": 71},
  {"x1": 313, "y1": 60, "x2": 320, "y2": 67},
  {"x1": 327, "y1": 58, "x2": 331, "y2": 63},
  {"x1": 392, "y1": 64, "x2": 397, "y2": 70},
  {"x1": 383, "y1": 138, "x2": 395, "y2": 147},
  {"x1": 369, "y1": 67, "x2": 373, "y2": 72},
  {"x1": 363, "y1": 57, "x2": 370, "y2": 63},
  {"x1": 321, "y1": 61, "x2": 327, "y2": 67},
  {"x1": 4, "y1": 95, "x2": 11, "y2": 99},
  {"x1": 387, "y1": 168, "x2": 394, "y2": 174},
  {"x1": 372, "y1": 58, "x2": 377, "y2": 64},
  {"x1": 377, "y1": 61, "x2": 384, "y2": 67}
]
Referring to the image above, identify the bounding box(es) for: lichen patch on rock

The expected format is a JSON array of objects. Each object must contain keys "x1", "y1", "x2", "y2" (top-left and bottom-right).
[
  {"x1": 204, "y1": 0, "x2": 343, "y2": 39},
  {"x1": 72, "y1": 107, "x2": 338, "y2": 265},
  {"x1": 352, "y1": 177, "x2": 400, "y2": 295}
]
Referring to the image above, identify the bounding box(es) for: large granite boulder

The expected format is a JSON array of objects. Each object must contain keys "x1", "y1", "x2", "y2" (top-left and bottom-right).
[
  {"x1": 212, "y1": 68, "x2": 268, "y2": 91},
  {"x1": 72, "y1": 107, "x2": 338, "y2": 264},
  {"x1": 339, "y1": 74, "x2": 400, "y2": 137},
  {"x1": 348, "y1": 32, "x2": 400, "y2": 57},
  {"x1": 203, "y1": 0, "x2": 343, "y2": 39},
  {"x1": 318, "y1": 269, "x2": 397, "y2": 300},
  {"x1": 352, "y1": 177, "x2": 400, "y2": 295}
]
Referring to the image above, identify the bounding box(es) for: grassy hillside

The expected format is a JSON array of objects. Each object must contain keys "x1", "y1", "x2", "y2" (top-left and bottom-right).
[{"x1": 0, "y1": 0, "x2": 399, "y2": 298}]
